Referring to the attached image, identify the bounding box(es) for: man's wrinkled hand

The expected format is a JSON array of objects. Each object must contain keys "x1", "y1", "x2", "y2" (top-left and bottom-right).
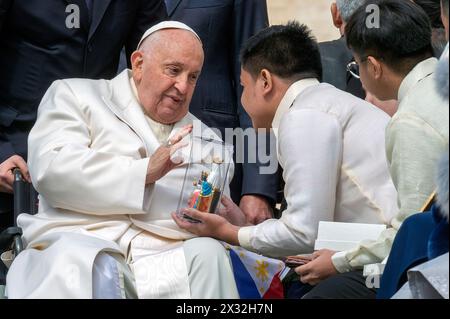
[
  {"x1": 217, "y1": 196, "x2": 248, "y2": 226},
  {"x1": 146, "y1": 124, "x2": 192, "y2": 184},
  {"x1": 295, "y1": 249, "x2": 338, "y2": 286},
  {"x1": 0, "y1": 155, "x2": 31, "y2": 193},
  {"x1": 240, "y1": 195, "x2": 273, "y2": 225}
]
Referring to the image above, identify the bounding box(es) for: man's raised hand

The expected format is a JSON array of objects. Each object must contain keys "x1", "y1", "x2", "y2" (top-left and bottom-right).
[{"x1": 145, "y1": 124, "x2": 192, "y2": 184}]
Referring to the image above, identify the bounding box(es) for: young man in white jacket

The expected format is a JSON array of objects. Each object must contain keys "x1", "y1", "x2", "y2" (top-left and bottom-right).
[
  {"x1": 299, "y1": 0, "x2": 449, "y2": 299},
  {"x1": 173, "y1": 21, "x2": 399, "y2": 298}
]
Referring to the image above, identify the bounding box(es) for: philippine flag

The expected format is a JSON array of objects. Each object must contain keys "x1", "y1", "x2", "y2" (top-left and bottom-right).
[{"x1": 223, "y1": 244, "x2": 286, "y2": 299}]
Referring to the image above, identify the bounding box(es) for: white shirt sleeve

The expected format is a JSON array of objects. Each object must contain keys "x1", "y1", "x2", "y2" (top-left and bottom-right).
[
  {"x1": 332, "y1": 114, "x2": 448, "y2": 273},
  {"x1": 238, "y1": 109, "x2": 343, "y2": 257}
]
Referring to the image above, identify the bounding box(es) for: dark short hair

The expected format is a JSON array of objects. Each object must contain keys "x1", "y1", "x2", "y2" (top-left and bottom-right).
[
  {"x1": 240, "y1": 21, "x2": 322, "y2": 81},
  {"x1": 346, "y1": 0, "x2": 433, "y2": 75},
  {"x1": 414, "y1": 0, "x2": 444, "y2": 28}
]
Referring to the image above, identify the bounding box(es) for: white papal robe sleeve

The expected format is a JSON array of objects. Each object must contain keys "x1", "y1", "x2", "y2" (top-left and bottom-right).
[
  {"x1": 238, "y1": 109, "x2": 343, "y2": 257},
  {"x1": 28, "y1": 80, "x2": 150, "y2": 215}
]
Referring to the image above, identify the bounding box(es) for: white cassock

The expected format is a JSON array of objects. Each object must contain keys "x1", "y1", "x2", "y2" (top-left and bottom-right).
[{"x1": 5, "y1": 70, "x2": 238, "y2": 299}]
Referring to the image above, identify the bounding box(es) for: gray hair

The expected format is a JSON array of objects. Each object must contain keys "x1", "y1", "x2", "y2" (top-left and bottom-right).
[
  {"x1": 436, "y1": 151, "x2": 449, "y2": 221},
  {"x1": 435, "y1": 45, "x2": 449, "y2": 221},
  {"x1": 336, "y1": 0, "x2": 367, "y2": 22},
  {"x1": 435, "y1": 45, "x2": 449, "y2": 101}
]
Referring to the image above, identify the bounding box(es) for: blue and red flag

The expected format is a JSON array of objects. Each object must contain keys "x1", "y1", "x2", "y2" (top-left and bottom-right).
[{"x1": 223, "y1": 244, "x2": 286, "y2": 299}]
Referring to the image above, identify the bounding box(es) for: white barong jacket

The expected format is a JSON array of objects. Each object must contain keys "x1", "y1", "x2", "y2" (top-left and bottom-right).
[{"x1": 238, "y1": 80, "x2": 399, "y2": 258}]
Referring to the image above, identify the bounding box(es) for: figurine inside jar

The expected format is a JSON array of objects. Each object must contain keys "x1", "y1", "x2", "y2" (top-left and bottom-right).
[{"x1": 188, "y1": 157, "x2": 224, "y2": 213}]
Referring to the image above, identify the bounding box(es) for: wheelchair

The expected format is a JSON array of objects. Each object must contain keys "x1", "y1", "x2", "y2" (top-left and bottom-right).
[{"x1": 0, "y1": 169, "x2": 38, "y2": 298}]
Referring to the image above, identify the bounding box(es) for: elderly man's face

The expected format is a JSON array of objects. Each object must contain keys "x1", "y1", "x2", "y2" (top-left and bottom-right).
[{"x1": 132, "y1": 30, "x2": 204, "y2": 125}]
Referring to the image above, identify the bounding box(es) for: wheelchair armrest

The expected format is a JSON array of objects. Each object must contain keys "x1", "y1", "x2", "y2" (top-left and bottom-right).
[{"x1": 0, "y1": 227, "x2": 23, "y2": 253}]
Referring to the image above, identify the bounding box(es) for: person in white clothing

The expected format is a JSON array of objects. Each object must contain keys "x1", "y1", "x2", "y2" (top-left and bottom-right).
[
  {"x1": 300, "y1": 0, "x2": 448, "y2": 299},
  {"x1": 173, "y1": 22, "x2": 398, "y2": 291},
  {"x1": 5, "y1": 22, "x2": 239, "y2": 299}
]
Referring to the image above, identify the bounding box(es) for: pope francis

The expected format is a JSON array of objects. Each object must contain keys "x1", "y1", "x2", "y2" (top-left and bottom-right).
[{"x1": 5, "y1": 22, "x2": 239, "y2": 299}]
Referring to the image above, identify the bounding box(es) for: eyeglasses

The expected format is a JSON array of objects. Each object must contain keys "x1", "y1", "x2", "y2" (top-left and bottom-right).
[
  {"x1": 347, "y1": 56, "x2": 382, "y2": 79},
  {"x1": 347, "y1": 61, "x2": 361, "y2": 79}
]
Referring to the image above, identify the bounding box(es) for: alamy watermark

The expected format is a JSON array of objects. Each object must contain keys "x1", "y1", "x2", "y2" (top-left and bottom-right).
[
  {"x1": 65, "y1": 4, "x2": 80, "y2": 29},
  {"x1": 364, "y1": 263, "x2": 386, "y2": 289},
  {"x1": 65, "y1": 263, "x2": 81, "y2": 291},
  {"x1": 366, "y1": 4, "x2": 381, "y2": 29},
  {"x1": 187, "y1": 120, "x2": 279, "y2": 175}
]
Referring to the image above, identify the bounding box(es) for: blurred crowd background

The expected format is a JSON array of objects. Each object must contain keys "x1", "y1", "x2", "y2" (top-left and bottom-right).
[{"x1": 268, "y1": 0, "x2": 339, "y2": 41}]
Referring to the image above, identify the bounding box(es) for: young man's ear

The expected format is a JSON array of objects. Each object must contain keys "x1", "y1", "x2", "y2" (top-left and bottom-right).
[
  {"x1": 367, "y1": 56, "x2": 383, "y2": 80},
  {"x1": 259, "y1": 69, "x2": 273, "y2": 96},
  {"x1": 331, "y1": 3, "x2": 344, "y2": 31}
]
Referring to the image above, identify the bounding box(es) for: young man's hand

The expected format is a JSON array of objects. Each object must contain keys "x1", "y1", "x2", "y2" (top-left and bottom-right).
[
  {"x1": 172, "y1": 208, "x2": 240, "y2": 246},
  {"x1": 295, "y1": 249, "x2": 338, "y2": 286}
]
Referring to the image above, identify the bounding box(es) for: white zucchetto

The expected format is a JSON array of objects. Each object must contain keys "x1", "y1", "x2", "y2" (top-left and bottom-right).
[{"x1": 137, "y1": 21, "x2": 202, "y2": 49}]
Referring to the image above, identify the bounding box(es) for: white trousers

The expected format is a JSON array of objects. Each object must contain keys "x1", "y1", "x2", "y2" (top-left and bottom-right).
[{"x1": 92, "y1": 237, "x2": 239, "y2": 299}]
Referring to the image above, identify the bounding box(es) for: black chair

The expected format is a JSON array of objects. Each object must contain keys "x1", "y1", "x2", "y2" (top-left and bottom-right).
[{"x1": 0, "y1": 169, "x2": 38, "y2": 292}]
